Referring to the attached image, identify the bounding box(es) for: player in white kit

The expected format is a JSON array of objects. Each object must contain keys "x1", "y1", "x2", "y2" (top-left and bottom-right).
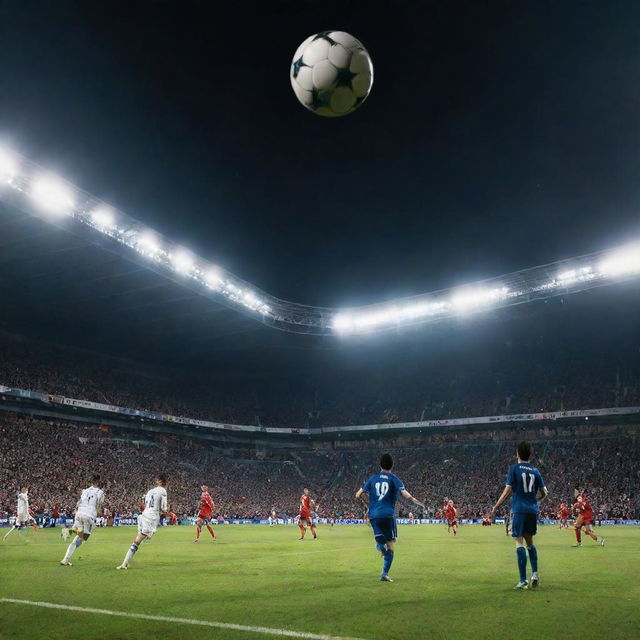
[
  {"x1": 60, "y1": 475, "x2": 105, "y2": 566},
  {"x1": 3, "y1": 487, "x2": 37, "y2": 541},
  {"x1": 116, "y1": 474, "x2": 168, "y2": 570}
]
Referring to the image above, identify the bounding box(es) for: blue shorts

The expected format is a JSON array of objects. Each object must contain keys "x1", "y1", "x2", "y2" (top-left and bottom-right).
[
  {"x1": 511, "y1": 513, "x2": 537, "y2": 537},
  {"x1": 370, "y1": 517, "x2": 397, "y2": 543}
]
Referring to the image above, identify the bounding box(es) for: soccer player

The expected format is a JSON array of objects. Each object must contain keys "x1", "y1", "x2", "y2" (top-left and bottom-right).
[
  {"x1": 355, "y1": 453, "x2": 423, "y2": 582},
  {"x1": 116, "y1": 474, "x2": 168, "y2": 570},
  {"x1": 492, "y1": 441, "x2": 548, "y2": 590},
  {"x1": 193, "y1": 485, "x2": 216, "y2": 542},
  {"x1": 558, "y1": 501, "x2": 570, "y2": 529},
  {"x1": 572, "y1": 494, "x2": 605, "y2": 547},
  {"x1": 60, "y1": 475, "x2": 104, "y2": 566},
  {"x1": 3, "y1": 487, "x2": 37, "y2": 540},
  {"x1": 298, "y1": 488, "x2": 317, "y2": 540},
  {"x1": 444, "y1": 499, "x2": 458, "y2": 536}
]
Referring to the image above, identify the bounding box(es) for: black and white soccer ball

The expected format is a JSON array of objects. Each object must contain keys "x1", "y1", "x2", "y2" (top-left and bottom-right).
[{"x1": 290, "y1": 31, "x2": 373, "y2": 117}]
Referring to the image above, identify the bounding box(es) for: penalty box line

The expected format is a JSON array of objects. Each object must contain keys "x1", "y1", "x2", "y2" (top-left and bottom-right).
[{"x1": 0, "y1": 598, "x2": 367, "y2": 640}]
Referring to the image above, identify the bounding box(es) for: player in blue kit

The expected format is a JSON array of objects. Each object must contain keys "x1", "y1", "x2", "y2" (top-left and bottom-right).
[
  {"x1": 492, "y1": 441, "x2": 548, "y2": 590},
  {"x1": 355, "y1": 453, "x2": 424, "y2": 582}
]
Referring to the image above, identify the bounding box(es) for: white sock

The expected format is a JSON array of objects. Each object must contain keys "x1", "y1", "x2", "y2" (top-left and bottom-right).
[
  {"x1": 3, "y1": 526, "x2": 16, "y2": 540},
  {"x1": 63, "y1": 537, "x2": 82, "y2": 561},
  {"x1": 122, "y1": 543, "x2": 138, "y2": 567}
]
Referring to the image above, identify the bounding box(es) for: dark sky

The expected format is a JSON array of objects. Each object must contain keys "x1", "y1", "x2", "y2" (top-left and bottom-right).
[{"x1": 2, "y1": 0, "x2": 639, "y2": 310}]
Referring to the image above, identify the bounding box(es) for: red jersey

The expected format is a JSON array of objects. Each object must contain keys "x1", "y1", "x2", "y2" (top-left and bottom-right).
[
  {"x1": 560, "y1": 508, "x2": 570, "y2": 519},
  {"x1": 574, "y1": 498, "x2": 593, "y2": 519},
  {"x1": 199, "y1": 492, "x2": 215, "y2": 519},
  {"x1": 444, "y1": 504, "x2": 456, "y2": 521},
  {"x1": 300, "y1": 494, "x2": 311, "y2": 516}
]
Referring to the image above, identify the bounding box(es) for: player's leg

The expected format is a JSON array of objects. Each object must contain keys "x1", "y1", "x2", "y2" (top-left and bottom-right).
[
  {"x1": 117, "y1": 532, "x2": 146, "y2": 569},
  {"x1": 2, "y1": 524, "x2": 18, "y2": 540},
  {"x1": 310, "y1": 520, "x2": 317, "y2": 539},
  {"x1": 524, "y1": 530, "x2": 538, "y2": 588},
  {"x1": 453, "y1": 520, "x2": 458, "y2": 537},
  {"x1": 205, "y1": 520, "x2": 216, "y2": 539},
  {"x1": 573, "y1": 515, "x2": 584, "y2": 546},
  {"x1": 298, "y1": 518, "x2": 307, "y2": 539},
  {"x1": 194, "y1": 517, "x2": 203, "y2": 542},
  {"x1": 510, "y1": 514, "x2": 528, "y2": 588}
]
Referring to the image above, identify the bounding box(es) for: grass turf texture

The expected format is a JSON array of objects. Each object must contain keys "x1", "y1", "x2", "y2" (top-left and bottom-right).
[{"x1": 0, "y1": 524, "x2": 638, "y2": 639}]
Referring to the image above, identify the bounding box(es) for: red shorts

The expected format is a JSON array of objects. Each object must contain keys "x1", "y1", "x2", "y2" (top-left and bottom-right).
[
  {"x1": 198, "y1": 513, "x2": 212, "y2": 523},
  {"x1": 448, "y1": 519, "x2": 458, "y2": 527},
  {"x1": 576, "y1": 514, "x2": 592, "y2": 527},
  {"x1": 299, "y1": 512, "x2": 312, "y2": 523}
]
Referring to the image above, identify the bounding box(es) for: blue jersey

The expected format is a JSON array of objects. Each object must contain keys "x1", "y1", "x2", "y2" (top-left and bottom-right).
[
  {"x1": 362, "y1": 471, "x2": 405, "y2": 518},
  {"x1": 506, "y1": 462, "x2": 545, "y2": 515}
]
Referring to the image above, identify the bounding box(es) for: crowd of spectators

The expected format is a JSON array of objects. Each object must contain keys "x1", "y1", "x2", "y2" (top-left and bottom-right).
[
  {"x1": 1, "y1": 413, "x2": 637, "y2": 522},
  {"x1": 1, "y1": 330, "x2": 639, "y2": 429}
]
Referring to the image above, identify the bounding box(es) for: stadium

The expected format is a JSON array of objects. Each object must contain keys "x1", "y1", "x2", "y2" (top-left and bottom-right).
[{"x1": 1, "y1": 3, "x2": 639, "y2": 639}]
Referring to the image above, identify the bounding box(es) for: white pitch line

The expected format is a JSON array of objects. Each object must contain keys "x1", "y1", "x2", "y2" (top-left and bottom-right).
[{"x1": 0, "y1": 599, "x2": 367, "y2": 640}]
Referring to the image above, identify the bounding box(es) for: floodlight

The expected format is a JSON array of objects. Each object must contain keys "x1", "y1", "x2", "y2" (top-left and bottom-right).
[
  {"x1": 0, "y1": 148, "x2": 18, "y2": 181},
  {"x1": 91, "y1": 207, "x2": 115, "y2": 229},
  {"x1": 136, "y1": 231, "x2": 161, "y2": 255},
  {"x1": 204, "y1": 268, "x2": 222, "y2": 289},
  {"x1": 29, "y1": 175, "x2": 75, "y2": 215},
  {"x1": 451, "y1": 287, "x2": 509, "y2": 312},
  {"x1": 172, "y1": 249, "x2": 193, "y2": 274},
  {"x1": 599, "y1": 245, "x2": 640, "y2": 277}
]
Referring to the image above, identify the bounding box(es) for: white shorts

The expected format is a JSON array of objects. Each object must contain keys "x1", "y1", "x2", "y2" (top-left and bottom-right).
[
  {"x1": 73, "y1": 514, "x2": 95, "y2": 535},
  {"x1": 137, "y1": 514, "x2": 159, "y2": 539},
  {"x1": 16, "y1": 514, "x2": 32, "y2": 526}
]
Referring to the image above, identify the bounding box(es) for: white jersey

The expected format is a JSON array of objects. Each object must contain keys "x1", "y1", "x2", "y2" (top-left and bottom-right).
[
  {"x1": 142, "y1": 486, "x2": 167, "y2": 521},
  {"x1": 17, "y1": 492, "x2": 29, "y2": 518},
  {"x1": 76, "y1": 486, "x2": 105, "y2": 520}
]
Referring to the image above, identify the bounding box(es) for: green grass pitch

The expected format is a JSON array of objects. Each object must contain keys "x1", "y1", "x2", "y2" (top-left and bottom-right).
[{"x1": 1, "y1": 524, "x2": 638, "y2": 639}]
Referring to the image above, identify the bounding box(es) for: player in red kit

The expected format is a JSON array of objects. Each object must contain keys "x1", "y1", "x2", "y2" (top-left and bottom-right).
[
  {"x1": 298, "y1": 488, "x2": 317, "y2": 540},
  {"x1": 557, "y1": 502, "x2": 570, "y2": 529},
  {"x1": 444, "y1": 499, "x2": 458, "y2": 536},
  {"x1": 193, "y1": 485, "x2": 216, "y2": 542},
  {"x1": 572, "y1": 494, "x2": 604, "y2": 547}
]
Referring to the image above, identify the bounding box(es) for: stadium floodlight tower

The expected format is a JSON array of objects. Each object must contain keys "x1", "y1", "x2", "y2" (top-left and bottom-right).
[{"x1": 0, "y1": 145, "x2": 639, "y2": 336}]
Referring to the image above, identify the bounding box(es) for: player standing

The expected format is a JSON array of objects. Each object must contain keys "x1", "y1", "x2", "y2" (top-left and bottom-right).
[
  {"x1": 355, "y1": 453, "x2": 423, "y2": 582},
  {"x1": 298, "y1": 488, "x2": 317, "y2": 540},
  {"x1": 60, "y1": 475, "x2": 104, "y2": 566},
  {"x1": 3, "y1": 487, "x2": 37, "y2": 540},
  {"x1": 444, "y1": 499, "x2": 458, "y2": 536},
  {"x1": 492, "y1": 441, "x2": 548, "y2": 589},
  {"x1": 116, "y1": 474, "x2": 168, "y2": 570},
  {"x1": 558, "y1": 502, "x2": 570, "y2": 529},
  {"x1": 193, "y1": 485, "x2": 216, "y2": 542},
  {"x1": 572, "y1": 494, "x2": 605, "y2": 547}
]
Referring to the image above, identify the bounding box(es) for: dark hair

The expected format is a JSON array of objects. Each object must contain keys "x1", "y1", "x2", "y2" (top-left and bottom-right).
[
  {"x1": 92, "y1": 474, "x2": 101, "y2": 485},
  {"x1": 517, "y1": 441, "x2": 532, "y2": 462},
  {"x1": 157, "y1": 473, "x2": 168, "y2": 486},
  {"x1": 380, "y1": 453, "x2": 393, "y2": 471}
]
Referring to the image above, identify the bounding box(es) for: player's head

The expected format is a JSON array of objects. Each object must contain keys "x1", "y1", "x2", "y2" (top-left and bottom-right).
[
  {"x1": 303, "y1": 488, "x2": 309, "y2": 496},
  {"x1": 157, "y1": 473, "x2": 168, "y2": 487},
  {"x1": 201, "y1": 485, "x2": 208, "y2": 492},
  {"x1": 577, "y1": 494, "x2": 584, "y2": 503},
  {"x1": 20, "y1": 486, "x2": 28, "y2": 493},
  {"x1": 380, "y1": 453, "x2": 393, "y2": 471},
  {"x1": 91, "y1": 474, "x2": 101, "y2": 487},
  {"x1": 448, "y1": 499, "x2": 453, "y2": 506},
  {"x1": 516, "y1": 441, "x2": 532, "y2": 462}
]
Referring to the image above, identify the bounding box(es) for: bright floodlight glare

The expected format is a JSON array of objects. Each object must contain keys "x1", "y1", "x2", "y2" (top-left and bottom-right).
[
  {"x1": 29, "y1": 175, "x2": 75, "y2": 215},
  {"x1": 137, "y1": 231, "x2": 160, "y2": 254},
  {"x1": 0, "y1": 148, "x2": 18, "y2": 181},
  {"x1": 599, "y1": 244, "x2": 640, "y2": 277},
  {"x1": 172, "y1": 249, "x2": 193, "y2": 273},
  {"x1": 451, "y1": 286, "x2": 509, "y2": 312},
  {"x1": 204, "y1": 268, "x2": 222, "y2": 289},
  {"x1": 91, "y1": 207, "x2": 115, "y2": 229}
]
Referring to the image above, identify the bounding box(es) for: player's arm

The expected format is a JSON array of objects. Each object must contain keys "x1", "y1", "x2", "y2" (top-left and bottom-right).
[
  {"x1": 97, "y1": 492, "x2": 105, "y2": 513},
  {"x1": 401, "y1": 489, "x2": 425, "y2": 509},
  {"x1": 492, "y1": 485, "x2": 512, "y2": 513},
  {"x1": 161, "y1": 494, "x2": 168, "y2": 514},
  {"x1": 355, "y1": 488, "x2": 365, "y2": 500},
  {"x1": 537, "y1": 486, "x2": 548, "y2": 503}
]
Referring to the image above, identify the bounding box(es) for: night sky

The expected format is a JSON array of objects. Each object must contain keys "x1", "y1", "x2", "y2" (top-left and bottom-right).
[{"x1": 1, "y1": 1, "x2": 639, "y2": 368}]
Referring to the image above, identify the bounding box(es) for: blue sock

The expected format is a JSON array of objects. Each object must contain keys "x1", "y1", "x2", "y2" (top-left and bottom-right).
[
  {"x1": 516, "y1": 546, "x2": 527, "y2": 582},
  {"x1": 528, "y1": 545, "x2": 538, "y2": 573},
  {"x1": 382, "y1": 550, "x2": 394, "y2": 575}
]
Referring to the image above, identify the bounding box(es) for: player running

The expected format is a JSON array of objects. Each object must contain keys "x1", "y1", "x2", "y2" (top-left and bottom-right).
[
  {"x1": 3, "y1": 487, "x2": 38, "y2": 540},
  {"x1": 572, "y1": 494, "x2": 605, "y2": 547},
  {"x1": 116, "y1": 474, "x2": 168, "y2": 570},
  {"x1": 193, "y1": 485, "x2": 216, "y2": 542},
  {"x1": 60, "y1": 475, "x2": 104, "y2": 566},
  {"x1": 444, "y1": 499, "x2": 458, "y2": 536},
  {"x1": 298, "y1": 488, "x2": 317, "y2": 540},
  {"x1": 557, "y1": 501, "x2": 570, "y2": 529},
  {"x1": 492, "y1": 441, "x2": 548, "y2": 590},
  {"x1": 355, "y1": 453, "x2": 423, "y2": 582}
]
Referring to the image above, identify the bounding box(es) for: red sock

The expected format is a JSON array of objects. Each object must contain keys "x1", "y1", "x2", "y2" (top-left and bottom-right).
[
  {"x1": 575, "y1": 528, "x2": 581, "y2": 543},
  {"x1": 310, "y1": 525, "x2": 317, "y2": 537},
  {"x1": 298, "y1": 524, "x2": 306, "y2": 538},
  {"x1": 587, "y1": 530, "x2": 597, "y2": 541},
  {"x1": 196, "y1": 526, "x2": 202, "y2": 539},
  {"x1": 206, "y1": 524, "x2": 216, "y2": 539}
]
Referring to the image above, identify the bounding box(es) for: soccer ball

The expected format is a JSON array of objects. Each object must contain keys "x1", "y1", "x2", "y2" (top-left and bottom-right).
[{"x1": 290, "y1": 31, "x2": 373, "y2": 117}]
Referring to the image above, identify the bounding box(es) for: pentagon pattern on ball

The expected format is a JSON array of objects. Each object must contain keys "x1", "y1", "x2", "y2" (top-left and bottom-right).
[{"x1": 290, "y1": 31, "x2": 373, "y2": 117}]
